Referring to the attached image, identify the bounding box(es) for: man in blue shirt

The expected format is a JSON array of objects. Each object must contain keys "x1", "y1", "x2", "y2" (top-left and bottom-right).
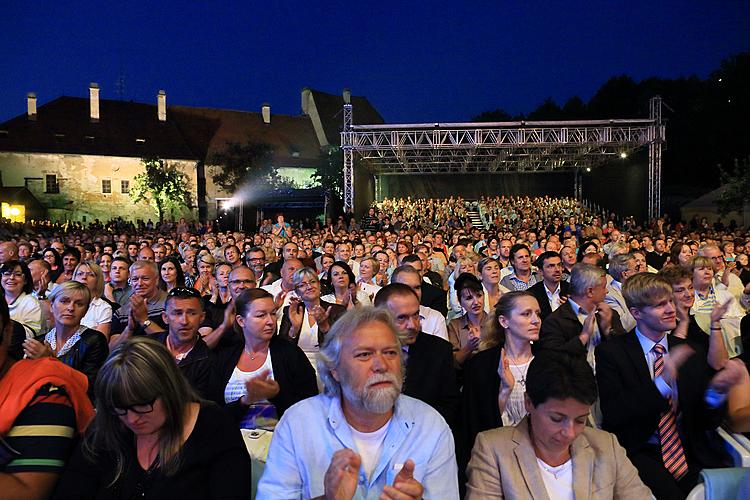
[{"x1": 257, "y1": 307, "x2": 459, "y2": 499}]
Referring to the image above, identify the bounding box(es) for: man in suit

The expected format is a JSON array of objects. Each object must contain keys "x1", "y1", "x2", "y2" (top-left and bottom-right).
[
  {"x1": 401, "y1": 255, "x2": 448, "y2": 317},
  {"x1": 596, "y1": 273, "x2": 735, "y2": 499},
  {"x1": 537, "y1": 263, "x2": 625, "y2": 364},
  {"x1": 528, "y1": 251, "x2": 570, "y2": 321},
  {"x1": 391, "y1": 264, "x2": 448, "y2": 341},
  {"x1": 605, "y1": 253, "x2": 638, "y2": 331},
  {"x1": 375, "y1": 283, "x2": 459, "y2": 427}
]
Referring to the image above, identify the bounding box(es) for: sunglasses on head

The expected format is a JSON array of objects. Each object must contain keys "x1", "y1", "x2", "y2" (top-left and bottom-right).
[{"x1": 167, "y1": 287, "x2": 201, "y2": 299}]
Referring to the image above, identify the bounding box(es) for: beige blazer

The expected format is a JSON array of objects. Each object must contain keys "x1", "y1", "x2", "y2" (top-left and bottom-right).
[{"x1": 465, "y1": 418, "x2": 651, "y2": 500}]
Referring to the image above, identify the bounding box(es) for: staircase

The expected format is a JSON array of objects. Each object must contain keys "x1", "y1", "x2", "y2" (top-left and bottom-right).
[{"x1": 467, "y1": 209, "x2": 485, "y2": 229}]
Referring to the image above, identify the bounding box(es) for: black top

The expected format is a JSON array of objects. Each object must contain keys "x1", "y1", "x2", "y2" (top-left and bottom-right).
[
  {"x1": 53, "y1": 403, "x2": 252, "y2": 500},
  {"x1": 153, "y1": 331, "x2": 215, "y2": 401},
  {"x1": 212, "y1": 334, "x2": 318, "y2": 423},
  {"x1": 55, "y1": 327, "x2": 109, "y2": 400}
]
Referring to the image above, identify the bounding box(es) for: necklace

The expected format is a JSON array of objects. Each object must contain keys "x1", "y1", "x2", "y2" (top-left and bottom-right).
[
  {"x1": 537, "y1": 458, "x2": 572, "y2": 479},
  {"x1": 244, "y1": 346, "x2": 267, "y2": 361}
]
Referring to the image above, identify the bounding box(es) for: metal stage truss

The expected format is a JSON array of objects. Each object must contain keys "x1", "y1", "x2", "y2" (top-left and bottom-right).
[{"x1": 341, "y1": 97, "x2": 665, "y2": 219}]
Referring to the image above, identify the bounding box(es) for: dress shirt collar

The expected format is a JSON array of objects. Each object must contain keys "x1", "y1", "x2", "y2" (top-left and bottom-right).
[{"x1": 634, "y1": 327, "x2": 668, "y2": 357}]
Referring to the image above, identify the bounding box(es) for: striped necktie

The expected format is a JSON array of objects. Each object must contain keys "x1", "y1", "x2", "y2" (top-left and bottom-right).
[{"x1": 652, "y1": 343, "x2": 688, "y2": 480}]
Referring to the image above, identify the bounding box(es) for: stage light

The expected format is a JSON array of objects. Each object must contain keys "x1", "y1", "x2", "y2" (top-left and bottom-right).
[
  {"x1": 586, "y1": 167, "x2": 591, "y2": 172},
  {"x1": 620, "y1": 152, "x2": 627, "y2": 159}
]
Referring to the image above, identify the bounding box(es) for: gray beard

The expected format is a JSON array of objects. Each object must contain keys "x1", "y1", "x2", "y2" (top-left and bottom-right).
[{"x1": 342, "y1": 372, "x2": 402, "y2": 415}]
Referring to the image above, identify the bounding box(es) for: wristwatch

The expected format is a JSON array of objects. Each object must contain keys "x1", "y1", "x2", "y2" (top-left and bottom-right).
[{"x1": 142, "y1": 319, "x2": 152, "y2": 329}]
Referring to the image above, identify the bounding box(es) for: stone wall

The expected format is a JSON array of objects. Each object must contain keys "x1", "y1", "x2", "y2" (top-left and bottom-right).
[{"x1": 0, "y1": 152, "x2": 199, "y2": 223}]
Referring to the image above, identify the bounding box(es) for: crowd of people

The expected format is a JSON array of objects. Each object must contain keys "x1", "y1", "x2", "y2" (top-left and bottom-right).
[{"x1": 1, "y1": 197, "x2": 750, "y2": 499}]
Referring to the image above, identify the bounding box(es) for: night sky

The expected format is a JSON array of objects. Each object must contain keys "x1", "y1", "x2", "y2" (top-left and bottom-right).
[{"x1": 1, "y1": 1, "x2": 748, "y2": 124}]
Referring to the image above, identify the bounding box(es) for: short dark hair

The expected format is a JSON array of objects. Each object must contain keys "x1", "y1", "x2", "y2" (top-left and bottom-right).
[
  {"x1": 454, "y1": 272, "x2": 483, "y2": 296},
  {"x1": 374, "y1": 283, "x2": 418, "y2": 307},
  {"x1": 526, "y1": 351, "x2": 598, "y2": 407},
  {"x1": 535, "y1": 251, "x2": 561, "y2": 269},
  {"x1": 0, "y1": 261, "x2": 34, "y2": 294},
  {"x1": 327, "y1": 261, "x2": 355, "y2": 286},
  {"x1": 400, "y1": 254, "x2": 420, "y2": 265},
  {"x1": 658, "y1": 265, "x2": 693, "y2": 285},
  {"x1": 61, "y1": 247, "x2": 82, "y2": 262},
  {"x1": 112, "y1": 256, "x2": 132, "y2": 267},
  {"x1": 246, "y1": 246, "x2": 266, "y2": 258}
]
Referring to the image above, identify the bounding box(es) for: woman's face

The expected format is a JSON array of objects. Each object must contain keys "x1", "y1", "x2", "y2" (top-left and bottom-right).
[
  {"x1": 459, "y1": 288, "x2": 484, "y2": 316},
  {"x1": 161, "y1": 261, "x2": 177, "y2": 284},
  {"x1": 62, "y1": 254, "x2": 79, "y2": 272},
  {"x1": 375, "y1": 254, "x2": 389, "y2": 273},
  {"x1": 1, "y1": 265, "x2": 25, "y2": 296},
  {"x1": 354, "y1": 244, "x2": 365, "y2": 258},
  {"x1": 560, "y1": 247, "x2": 576, "y2": 266},
  {"x1": 118, "y1": 398, "x2": 167, "y2": 437},
  {"x1": 43, "y1": 251, "x2": 56, "y2": 266},
  {"x1": 99, "y1": 255, "x2": 112, "y2": 274},
  {"x1": 198, "y1": 261, "x2": 213, "y2": 276},
  {"x1": 330, "y1": 265, "x2": 351, "y2": 289},
  {"x1": 671, "y1": 278, "x2": 695, "y2": 310},
  {"x1": 295, "y1": 275, "x2": 321, "y2": 302},
  {"x1": 480, "y1": 260, "x2": 501, "y2": 284},
  {"x1": 693, "y1": 265, "x2": 714, "y2": 288},
  {"x1": 678, "y1": 245, "x2": 693, "y2": 266},
  {"x1": 526, "y1": 397, "x2": 590, "y2": 458},
  {"x1": 397, "y1": 242, "x2": 408, "y2": 255},
  {"x1": 359, "y1": 259, "x2": 374, "y2": 280},
  {"x1": 216, "y1": 265, "x2": 231, "y2": 288},
  {"x1": 52, "y1": 291, "x2": 88, "y2": 327},
  {"x1": 237, "y1": 297, "x2": 276, "y2": 342},
  {"x1": 74, "y1": 265, "x2": 97, "y2": 293},
  {"x1": 738, "y1": 254, "x2": 749, "y2": 267},
  {"x1": 498, "y1": 295, "x2": 541, "y2": 342}
]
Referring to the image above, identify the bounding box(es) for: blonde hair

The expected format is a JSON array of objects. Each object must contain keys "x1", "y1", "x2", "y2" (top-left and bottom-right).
[
  {"x1": 72, "y1": 261, "x2": 104, "y2": 298},
  {"x1": 622, "y1": 273, "x2": 672, "y2": 311},
  {"x1": 687, "y1": 255, "x2": 715, "y2": 274}
]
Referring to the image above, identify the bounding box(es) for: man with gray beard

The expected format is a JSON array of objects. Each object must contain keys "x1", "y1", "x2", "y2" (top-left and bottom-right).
[{"x1": 257, "y1": 307, "x2": 459, "y2": 499}]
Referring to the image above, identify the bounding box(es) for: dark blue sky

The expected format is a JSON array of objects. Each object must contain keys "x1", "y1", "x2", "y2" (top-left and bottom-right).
[{"x1": 1, "y1": 1, "x2": 748, "y2": 123}]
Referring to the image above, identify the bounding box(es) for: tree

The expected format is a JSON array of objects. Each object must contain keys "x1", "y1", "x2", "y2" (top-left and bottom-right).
[
  {"x1": 208, "y1": 139, "x2": 275, "y2": 193},
  {"x1": 130, "y1": 157, "x2": 193, "y2": 223},
  {"x1": 717, "y1": 157, "x2": 750, "y2": 217},
  {"x1": 312, "y1": 146, "x2": 344, "y2": 201}
]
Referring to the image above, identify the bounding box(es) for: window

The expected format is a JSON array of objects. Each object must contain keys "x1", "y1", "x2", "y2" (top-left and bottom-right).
[
  {"x1": 45, "y1": 174, "x2": 59, "y2": 194},
  {"x1": 121, "y1": 180, "x2": 130, "y2": 194},
  {"x1": 102, "y1": 179, "x2": 111, "y2": 194}
]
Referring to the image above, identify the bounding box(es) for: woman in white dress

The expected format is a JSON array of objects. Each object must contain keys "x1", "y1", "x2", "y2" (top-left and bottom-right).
[
  {"x1": 73, "y1": 261, "x2": 112, "y2": 340},
  {"x1": 356, "y1": 256, "x2": 382, "y2": 301}
]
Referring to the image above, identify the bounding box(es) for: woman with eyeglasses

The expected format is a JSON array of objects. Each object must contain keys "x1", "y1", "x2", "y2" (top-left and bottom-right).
[
  {"x1": 53, "y1": 337, "x2": 251, "y2": 499},
  {"x1": 73, "y1": 261, "x2": 113, "y2": 340},
  {"x1": 213, "y1": 288, "x2": 317, "y2": 430},
  {"x1": 279, "y1": 268, "x2": 346, "y2": 382},
  {"x1": 321, "y1": 261, "x2": 372, "y2": 310},
  {"x1": 1, "y1": 260, "x2": 43, "y2": 337},
  {"x1": 159, "y1": 256, "x2": 186, "y2": 293},
  {"x1": 43, "y1": 247, "x2": 64, "y2": 282},
  {"x1": 23, "y1": 281, "x2": 108, "y2": 399}
]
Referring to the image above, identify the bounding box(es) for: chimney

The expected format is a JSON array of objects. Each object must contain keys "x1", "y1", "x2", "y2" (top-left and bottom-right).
[
  {"x1": 27, "y1": 92, "x2": 37, "y2": 120},
  {"x1": 262, "y1": 103, "x2": 271, "y2": 124},
  {"x1": 343, "y1": 88, "x2": 351, "y2": 104},
  {"x1": 89, "y1": 82, "x2": 100, "y2": 122},
  {"x1": 157, "y1": 90, "x2": 167, "y2": 121}
]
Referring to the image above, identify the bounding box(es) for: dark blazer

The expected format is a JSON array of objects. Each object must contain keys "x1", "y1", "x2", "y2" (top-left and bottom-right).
[
  {"x1": 424, "y1": 270, "x2": 444, "y2": 290},
  {"x1": 527, "y1": 280, "x2": 570, "y2": 321},
  {"x1": 595, "y1": 330, "x2": 728, "y2": 469},
  {"x1": 278, "y1": 299, "x2": 347, "y2": 346},
  {"x1": 55, "y1": 328, "x2": 109, "y2": 400},
  {"x1": 153, "y1": 331, "x2": 215, "y2": 400},
  {"x1": 420, "y1": 280, "x2": 448, "y2": 317},
  {"x1": 212, "y1": 334, "x2": 318, "y2": 423},
  {"x1": 403, "y1": 332, "x2": 460, "y2": 428},
  {"x1": 536, "y1": 300, "x2": 625, "y2": 356},
  {"x1": 459, "y1": 345, "x2": 502, "y2": 479}
]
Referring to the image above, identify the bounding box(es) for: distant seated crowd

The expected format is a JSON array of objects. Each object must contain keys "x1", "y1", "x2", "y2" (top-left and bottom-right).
[{"x1": 1, "y1": 202, "x2": 750, "y2": 499}]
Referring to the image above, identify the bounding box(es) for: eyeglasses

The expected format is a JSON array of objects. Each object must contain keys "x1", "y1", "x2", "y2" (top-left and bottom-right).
[
  {"x1": 295, "y1": 280, "x2": 318, "y2": 290},
  {"x1": 229, "y1": 279, "x2": 256, "y2": 286},
  {"x1": 167, "y1": 287, "x2": 201, "y2": 299},
  {"x1": 129, "y1": 276, "x2": 154, "y2": 284},
  {"x1": 1, "y1": 271, "x2": 23, "y2": 279},
  {"x1": 246, "y1": 258, "x2": 265, "y2": 263},
  {"x1": 110, "y1": 398, "x2": 156, "y2": 416}
]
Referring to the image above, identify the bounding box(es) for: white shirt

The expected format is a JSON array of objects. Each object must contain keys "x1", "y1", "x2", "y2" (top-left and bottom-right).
[
  {"x1": 350, "y1": 420, "x2": 390, "y2": 480},
  {"x1": 537, "y1": 458, "x2": 574, "y2": 500},
  {"x1": 544, "y1": 282, "x2": 563, "y2": 313},
  {"x1": 261, "y1": 280, "x2": 298, "y2": 326},
  {"x1": 419, "y1": 305, "x2": 449, "y2": 341},
  {"x1": 80, "y1": 297, "x2": 112, "y2": 330},
  {"x1": 8, "y1": 292, "x2": 42, "y2": 336},
  {"x1": 224, "y1": 353, "x2": 275, "y2": 403}
]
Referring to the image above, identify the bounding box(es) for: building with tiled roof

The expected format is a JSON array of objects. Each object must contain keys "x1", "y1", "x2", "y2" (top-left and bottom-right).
[{"x1": 0, "y1": 85, "x2": 383, "y2": 223}]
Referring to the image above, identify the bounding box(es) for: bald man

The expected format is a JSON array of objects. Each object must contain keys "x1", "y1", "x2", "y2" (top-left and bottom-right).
[{"x1": 0, "y1": 242, "x2": 18, "y2": 265}]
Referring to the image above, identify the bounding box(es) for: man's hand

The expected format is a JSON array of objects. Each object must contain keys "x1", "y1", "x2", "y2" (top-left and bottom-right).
[
  {"x1": 129, "y1": 294, "x2": 149, "y2": 324},
  {"x1": 595, "y1": 302, "x2": 614, "y2": 336},
  {"x1": 380, "y1": 459, "x2": 424, "y2": 500},
  {"x1": 662, "y1": 344, "x2": 694, "y2": 386},
  {"x1": 241, "y1": 369, "x2": 280, "y2": 405},
  {"x1": 23, "y1": 338, "x2": 54, "y2": 359},
  {"x1": 709, "y1": 359, "x2": 748, "y2": 394},
  {"x1": 579, "y1": 310, "x2": 596, "y2": 346},
  {"x1": 323, "y1": 449, "x2": 361, "y2": 500}
]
